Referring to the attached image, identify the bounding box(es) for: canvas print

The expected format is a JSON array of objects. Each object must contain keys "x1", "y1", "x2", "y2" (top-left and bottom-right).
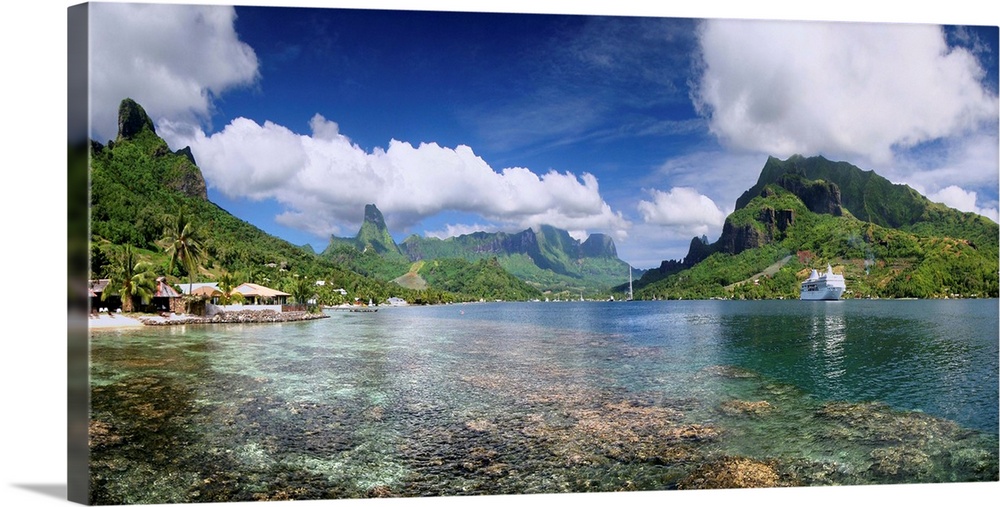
[{"x1": 70, "y1": 1, "x2": 999, "y2": 504}]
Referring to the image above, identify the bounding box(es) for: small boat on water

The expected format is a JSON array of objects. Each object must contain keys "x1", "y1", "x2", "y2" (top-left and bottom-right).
[
  {"x1": 800, "y1": 264, "x2": 846, "y2": 300},
  {"x1": 626, "y1": 266, "x2": 634, "y2": 301}
]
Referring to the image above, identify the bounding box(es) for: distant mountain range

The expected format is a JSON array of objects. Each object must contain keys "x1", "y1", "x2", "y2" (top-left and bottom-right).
[{"x1": 322, "y1": 204, "x2": 637, "y2": 295}]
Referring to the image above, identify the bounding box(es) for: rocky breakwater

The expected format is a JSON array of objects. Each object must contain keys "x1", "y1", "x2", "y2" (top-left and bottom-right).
[{"x1": 140, "y1": 310, "x2": 328, "y2": 326}]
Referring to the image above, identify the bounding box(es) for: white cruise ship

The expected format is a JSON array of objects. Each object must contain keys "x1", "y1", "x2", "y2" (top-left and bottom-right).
[{"x1": 800, "y1": 264, "x2": 846, "y2": 300}]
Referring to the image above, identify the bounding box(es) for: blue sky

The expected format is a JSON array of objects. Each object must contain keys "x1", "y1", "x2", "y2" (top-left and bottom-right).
[{"x1": 87, "y1": 1, "x2": 999, "y2": 269}]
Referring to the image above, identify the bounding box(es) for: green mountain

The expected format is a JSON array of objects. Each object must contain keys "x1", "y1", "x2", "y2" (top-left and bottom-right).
[
  {"x1": 89, "y1": 98, "x2": 449, "y2": 306},
  {"x1": 320, "y1": 203, "x2": 629, "y2": 297},
  {"x1": 416, "y1": 257, "x2": 542, "y2": 301},
  {"x1": 328, "y1": 204, "x2": 404, "y2": 257},
  {"x1": 321, "y1": 204, "x2": 413, "y2": 281},
  {"x1": 90, "y1": 98, "x2": 313, "y2": 270},
  {"x1": 88, "y1": 99, "x2": 583, "y2": 304},
  {"x1": 400, "y1": 224, "x2": 635, "y2": 295},
  {"x1": 738, "y1": 155, "x2": 997, "y2": 247},
  {"x1": 319, "y1": 204, "x2": 550, "y2": 300},
  {"x1": 635, "y1": 155, "x2": 999, "y2": 300}
]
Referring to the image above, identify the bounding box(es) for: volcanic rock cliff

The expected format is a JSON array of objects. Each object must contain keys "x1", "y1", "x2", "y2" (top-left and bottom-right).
[{"x1": 101, "y1": 98, "x2": 208, "y2": 200}]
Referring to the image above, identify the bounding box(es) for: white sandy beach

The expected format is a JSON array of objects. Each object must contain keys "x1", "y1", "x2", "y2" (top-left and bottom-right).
[{"x1": 88, "y1": 313, "x2": 146, "y2": 329}]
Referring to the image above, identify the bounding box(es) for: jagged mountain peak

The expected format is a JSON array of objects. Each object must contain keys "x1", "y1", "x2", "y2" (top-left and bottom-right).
[
  {"x1": 363, "y1": 203, "x2": 387, "y2": 226},
  {"x1": 94, "y1": 98, "x2": 207, "y2": 200},
  {"x1": 326, "y1": 203, "x2": 402, "y2": 256},
  {"x1": 581, "y1": 233, "x2": 618, "y2": 259},
  {"x1": 326, "y1": 204, "x2": 634, "y2": 291},
  {"x1": 116, "y1": 97, "x2": 156, "y2": 141}
]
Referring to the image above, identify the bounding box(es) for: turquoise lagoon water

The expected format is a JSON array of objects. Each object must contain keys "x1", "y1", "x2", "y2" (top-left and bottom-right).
[{"x1": 88, "y1": 299, "x2": 999, "y2": 503}]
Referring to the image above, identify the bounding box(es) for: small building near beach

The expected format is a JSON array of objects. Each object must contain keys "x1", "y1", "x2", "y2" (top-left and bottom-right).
[
  {"x1": 189, "y1": 284, "x2": 223, "y2": 302},
  {"x1": 234, "y1": 282, "x2": 291, "y2": 305},
  {"x1": 89, "y1": 278, "x2": 119, "y2": 313},
  {"x1": 184, "y1": 281, "x2": 292, "y2": 316},
  {"x1": 152, "y1": 277, "x2": 184, "y2": 313},
  {"x1": 176, "y1": 281, "x2": 292, "y2": 315},
  {"x1": 178, "y1": 282, "x2": 222, "y2": 296}
]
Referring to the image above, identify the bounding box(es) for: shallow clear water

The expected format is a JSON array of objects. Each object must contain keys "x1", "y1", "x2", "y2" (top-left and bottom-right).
[{"x1": 89, "y1": 300, "x2": 999, "y2": 503}]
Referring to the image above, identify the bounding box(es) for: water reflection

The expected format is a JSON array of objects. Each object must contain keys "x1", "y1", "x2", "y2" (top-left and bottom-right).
[{"x1": 807, "y1": 305, "x2": 847, "y2": 382}]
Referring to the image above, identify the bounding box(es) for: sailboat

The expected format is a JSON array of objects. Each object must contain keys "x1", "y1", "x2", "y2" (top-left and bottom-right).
[{"x1": 626, "y1": 266, "x2": 634, "y2": 301}]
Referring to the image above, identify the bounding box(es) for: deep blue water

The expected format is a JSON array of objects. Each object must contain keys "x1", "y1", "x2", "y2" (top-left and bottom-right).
[
  {"x1": 88, "y1": 299, "x2": 999, "y2": 503},
  {"x1": 445, "y1": 299, "x2": 999, "y2": 433}
]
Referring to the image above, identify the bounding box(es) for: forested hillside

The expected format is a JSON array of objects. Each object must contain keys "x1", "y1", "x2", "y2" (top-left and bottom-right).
[
  {"x1": 89, "y1": 99, "x2": 481, "y2": 305},
  {"x1": 634, "y1": 155, "x2": 999, "y2": 300}
]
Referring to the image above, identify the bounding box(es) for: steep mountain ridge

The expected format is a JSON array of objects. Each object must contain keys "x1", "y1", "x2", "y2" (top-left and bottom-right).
[
  {"x1": 634, "y1": 155, "x2": 999, "y2": 299},
  {"x1": 90, "y1": 98, "x2": 538, "y2": 304},
  {"x1": 738, "y1": 155, "x2": 994, "y2": 240},
  {"x1": 400, "y1": 223, "x2": 635, "y2": 292},
  {"x1": 89, "y1": 98, "x2": 415, "y2": 305},
  {"x1": 327, "y1": 204, "x2": 403, "y2": 257},
  {"x1": 320, "y1": 201, "x2": 636, "y2": 293}
]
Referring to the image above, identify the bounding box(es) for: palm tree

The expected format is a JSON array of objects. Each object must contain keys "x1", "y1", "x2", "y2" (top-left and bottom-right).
[
  {"x1": 241, "y1": 263, "x2": 261, "y2": 285},
  {"x1": 103, "y1": 244, "x2": 155, "y2": 313},
  {"x1": 163, "y1": 209, "x2": 205, "y2": 296},
  {"x1": 290, "y1": 274, "x2": 314, "y2": 307},
  {"x1": 217, "y1": 272, "x2": 245, "y2": 305}
]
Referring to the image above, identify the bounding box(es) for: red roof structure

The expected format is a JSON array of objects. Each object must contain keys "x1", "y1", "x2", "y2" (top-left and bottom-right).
[{"x1": 153, "y1": 277, "x2": 182, "y2": 298}]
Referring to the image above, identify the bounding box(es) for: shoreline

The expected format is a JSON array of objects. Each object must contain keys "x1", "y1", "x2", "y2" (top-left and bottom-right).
[
  {"x1": 88, "y1": 309, "x2": 329, "y2": 330},
  {"x1": 88, "y1": 313, "x2": 145, "y2": 329}
]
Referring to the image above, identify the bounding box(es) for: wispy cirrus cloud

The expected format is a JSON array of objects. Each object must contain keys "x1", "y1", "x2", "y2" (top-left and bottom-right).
[{"x1": 464, "y1": 16, "x2": 698, "y2": 156}]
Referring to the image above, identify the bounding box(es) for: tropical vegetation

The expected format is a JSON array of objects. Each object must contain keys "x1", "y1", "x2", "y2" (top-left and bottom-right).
[
  {"x1": 102, "y1": 244, "x2": 156, "y2": 312},
  {"x1": 633, "y1": 156, "x2": 999, "y2": 300},
  {"x1": 88, "y1": 100, "x2": 997, "y2": 306}
]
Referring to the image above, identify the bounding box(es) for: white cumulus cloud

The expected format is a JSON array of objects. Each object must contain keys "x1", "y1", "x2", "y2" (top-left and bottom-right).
[
  {"x1": 927, "y1": 185, "x2": 999, "y2": 221},
  {"x1": 424, "y1": 223, "x2": 503, "y2": 240},
  {"x1": 160, "y1": 115, "x2": 631, "y2": 241},
  {"x1": 637, "y1": 187, "x2": 727, "y2": 237},
  {"x1": 89, "y1": 3, "x2": 259, "y2": 143},
  {"x1": 692, "y1": 19, "x2": 998, "y2": 165}
]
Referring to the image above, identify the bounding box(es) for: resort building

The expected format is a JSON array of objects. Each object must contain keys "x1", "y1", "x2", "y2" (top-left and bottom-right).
[
  {"x1": 92, "y1": 278, "x2": 293, "y2": 315},
  {"x1": 234, "y1": 283, "x2": 291, "y2": 305},
  {"x1": 178, "y1": 282, "x2": 222, "y2": 295},
  {"x1": 88, "y1": 277, "x2": 184, "y2": 314},
  {"x1": 152, "y1": 277, "x2": 184, "y2": 313},
  {"x1": 88, "y1": 278, "x2": 117, "y2": 313},
  {"x1": 177, "y1": 281, "x2": 293, "y2": 315},
  {"x1": 178, "y1": 282, "x2": 290, "y2": 305},
  {"x1": 386, "y1": 297, "x2": 409, "y2": 306}
]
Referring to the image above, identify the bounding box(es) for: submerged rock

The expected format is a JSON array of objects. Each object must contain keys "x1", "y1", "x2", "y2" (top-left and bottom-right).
[
  {"x1": 365, "y1": 485, "x2": 393, "y2": 498},
  {"x1": 816, "y1": 400, "x2": 966, "y2": 446},
  {"x1": 719, "y1": 400, "x2": 773, "y2": 416},
  {"x1": 869, "y1": 446, "x2": 931, "y2": 479},
  {"x1": 677, "y1": 457, "x2": 783, "y2": 489},
  {"x1": 89, "y1": 420, "x2": 122, "y2": 448},
  {"x1": 696, "y1": 365, "x2": 760, "y2": 379}
]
